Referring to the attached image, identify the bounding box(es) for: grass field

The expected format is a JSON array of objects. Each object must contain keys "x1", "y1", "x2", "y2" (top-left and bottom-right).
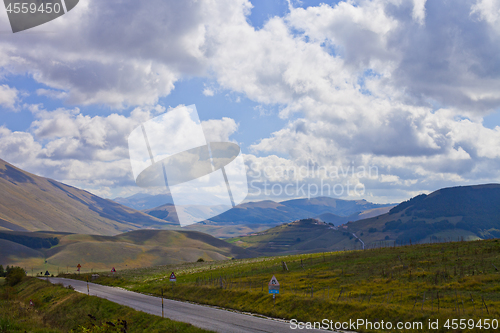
[
  {"x1": 0, "y1": 277, "x2": 212, "y2": 333},
  {"x1": 67, "y1": 239, "x2": 500, "y2": 332}
]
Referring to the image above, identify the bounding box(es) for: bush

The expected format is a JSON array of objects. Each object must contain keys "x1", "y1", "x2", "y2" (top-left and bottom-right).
[
  {"x1": 196, "y1": 258, "x2": 205, "y2": 262},
  {"x1": 5, "y1": 267, "x2": 26, "y2": 286}
]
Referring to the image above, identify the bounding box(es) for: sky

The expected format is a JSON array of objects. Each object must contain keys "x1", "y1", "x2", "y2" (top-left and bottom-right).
[{"x1": 0, "y1": 0, "x2": 500, "y2": 204}]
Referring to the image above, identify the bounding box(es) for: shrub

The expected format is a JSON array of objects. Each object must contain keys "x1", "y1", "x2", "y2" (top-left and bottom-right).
[
  {"x1": 196, "y1": 258, "x2": 205, "y2": 262},
  {"x1": 5, "y1": 267, "x2": 25, "y2": 286}
]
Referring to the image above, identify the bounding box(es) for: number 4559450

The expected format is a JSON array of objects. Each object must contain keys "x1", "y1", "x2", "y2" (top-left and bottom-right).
[
  {"x1": 6, "y1": 2, "x2": 62, "y2": 14},
  {"x1": 444, "y1": 319, "x2": 499, "y2": 330}
]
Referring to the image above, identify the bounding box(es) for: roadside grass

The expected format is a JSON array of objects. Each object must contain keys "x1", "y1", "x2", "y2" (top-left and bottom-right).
[
  {"x1": 66, "y1": 239, "x2": 500, "y2": 332},
  {"x1": 0, "y1": 277, "x2": 213, "y2": 333}
]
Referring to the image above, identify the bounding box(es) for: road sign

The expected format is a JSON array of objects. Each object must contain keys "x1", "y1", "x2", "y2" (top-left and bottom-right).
[
  {"x1": 111, "y1": 267, "x2": 116, "y2": 273},
  {"x1": 29, "y1": 299, "x2": 34, "y2": 307},
  {"x1": 44, "y1": 271, "x2": 50, "y2": 276},
  {"x1": 169, "y1": 272, "x2": 176, "y2": 282},
  {"x1": 268, "y1": 275, "x2": 279, "y2": 294},
  {"x1": 77, "y1": 264, "x2": 81, "y2": 272}
]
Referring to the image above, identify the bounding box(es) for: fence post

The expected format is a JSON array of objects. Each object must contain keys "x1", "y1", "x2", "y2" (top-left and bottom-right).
[{"x1": 482, "y1": 296, "x2": 489, "y2": 315}]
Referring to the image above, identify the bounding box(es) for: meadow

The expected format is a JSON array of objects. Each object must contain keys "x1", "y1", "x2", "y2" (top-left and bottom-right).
[{"x1": 66, "y1": 239, "x2": 500, "y2": 332}]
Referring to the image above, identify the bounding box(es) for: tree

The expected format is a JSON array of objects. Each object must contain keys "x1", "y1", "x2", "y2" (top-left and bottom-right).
[
  {"x1": 0, "y1": 265, "x2": 4, "y2": 277},
  {"x1": 5, "y1": 266, "x2": 25, "y2": 286}
]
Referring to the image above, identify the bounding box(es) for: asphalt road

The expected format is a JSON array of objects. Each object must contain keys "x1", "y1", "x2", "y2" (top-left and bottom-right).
[{"x1": 45, "y1": 277, "x2": 329, "y2": 333}]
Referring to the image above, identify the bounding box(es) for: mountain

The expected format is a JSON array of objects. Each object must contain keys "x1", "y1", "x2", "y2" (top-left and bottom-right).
[
  {"x1": 348, "y1": 184, "x2": 500, "y2": 245},
  {"x1": 0, "y1": 229, "x2": 254, "y2": 271},
  {"x1": 144, "y1": 197, "x2": 393, "y2": 225},
  {"x1": 0, "y1": 159, "x2": 177, "y2": 235},
  {"x1": 113, "y1": 193, "x2": 174, "y2": 211}
]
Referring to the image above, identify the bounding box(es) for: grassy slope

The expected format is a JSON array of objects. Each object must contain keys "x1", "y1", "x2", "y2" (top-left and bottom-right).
[
  {"x1": 70, "y1": 239, "x2": 500, "y2": 333},
  {"x1": 348, "y1": 184, "x2": 500, "y2": 247},
  {"x1": 227, "y1": 219, "x2": 357, "y2": 254},
  {"x1": 0, "y1": 158, "x2": 175, "y2": 235},
  {"x1": 0, "y1": 277, "x2": 212, "y2": 333},
  {"x1": 1, "y1": 229, "x2": 254, "y2": 274}
]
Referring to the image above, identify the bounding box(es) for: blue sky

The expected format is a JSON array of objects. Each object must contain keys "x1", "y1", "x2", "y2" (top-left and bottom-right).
[{"x1": 1, "y1": 0, "x2": 500, "y2": 204}]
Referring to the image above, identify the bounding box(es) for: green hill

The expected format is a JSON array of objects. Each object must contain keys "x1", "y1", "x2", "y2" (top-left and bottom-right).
[
  {"x1": 347, "y1": 184, "x2": 500, "y2": 247},
  {"x1": 0, "y1": 158, "x2": 177, "y2": 235},
  {"x1": 228, "y1": 219, "x2": 356, "y2": 254},
  {"x1": 0, "y1": 229, "x2": 254, "y2": 273}
]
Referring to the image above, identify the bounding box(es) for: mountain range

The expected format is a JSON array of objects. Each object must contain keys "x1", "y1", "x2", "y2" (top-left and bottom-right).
[
  {"x1": 231, "y1": 184, "x2": 500, "y2": 254},
  {"x1": 141, "y1": 197, "x2": 394, "y2": 225}
]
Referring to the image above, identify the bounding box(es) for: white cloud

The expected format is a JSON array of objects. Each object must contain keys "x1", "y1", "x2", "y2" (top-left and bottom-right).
[
  {"x1": 202, "y1": 87, "x2": 215, "y2": 96},
  {"x1": 36, "y1": 89, "x2": 68, "y2": 100},
  {"x1": 471, "y1": 0, "x2": 500, "y2": 25},
  {"x1": 0, "y1": 103, "x2": 239, "y2": 198},
  {"x1": 201, "y1": 117, "x2": 238, "y2": 142},
  {"x1": 412, "y1": 0, "x2": 427, "y2": 25},
  {"x1": 0, "y1": 85, "x2": 19, "y2": 110},
  {"x1": 0, "y1": 0, "x2": 252, "y2": 108}
]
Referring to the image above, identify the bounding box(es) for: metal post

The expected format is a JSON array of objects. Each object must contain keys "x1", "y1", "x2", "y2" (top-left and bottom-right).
[{"x1": 161, "y1": 288, "x2": 164, "y2": 318}]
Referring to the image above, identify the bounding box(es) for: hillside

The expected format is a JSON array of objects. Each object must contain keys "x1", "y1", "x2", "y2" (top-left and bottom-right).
[
  {"x1": 0, "y1": 159, "x2": 177, "y2": 235},
  {"x1": 113, "y1": 193, "x2": 173, "y2": 210},
  {"x1": 347, "y1": 184, "x2": 500, "y2": 246},
  {"x1": 228, "y1": 219, "x2": 356, "y2": 254},
  {"x1": 0, "y1": 229, "x2": 254, "y2": 272},
  {"x1": 315, "y1": 205, "x2": 394, "y2": 225}
]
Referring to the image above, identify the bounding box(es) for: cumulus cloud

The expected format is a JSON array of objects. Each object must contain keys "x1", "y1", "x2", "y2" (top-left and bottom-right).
[
  {"x1": 0, "y1": 103, "x2": 240, "y2": 198},
  {"x1": 201, "y1": 117, "x2": 239, "y2": 143},
  {"x1": 0, "y1": 0, "x2": 251, "y2": 108},
  {"x1": 202, "y1": 0, "x2": 500, "y2": 201},
  {"x1": 2, "y1": 0, "x2": 500, "y2": 202},
  {"x1": 0, "y1": 85, "x2": 19, "y2": 110}
]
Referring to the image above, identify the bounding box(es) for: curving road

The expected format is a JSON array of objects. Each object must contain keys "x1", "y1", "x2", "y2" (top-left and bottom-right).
[{"x1": 45, "y1": 277, "x2": 329, "y2": 333}]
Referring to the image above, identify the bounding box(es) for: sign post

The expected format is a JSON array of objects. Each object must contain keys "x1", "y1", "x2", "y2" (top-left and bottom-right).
[
  {"x1": 170, "y1": 272, "x2": 176, "y2": 293},
  {"x1": 77, "y1": 264, "x2": 81, "y2": 274},
  {"x1": 161, "y1": 288, "x2": 164, "y2": 318},
  {"x1": 111, "y1": 267, "x2": 116, "y2": 277},
  {"x1": 268, "y1": 275, "x2": 280, "y2": 306},
  {"x1": 87, "y1": 275, "x2": 89, "y2": 296}
]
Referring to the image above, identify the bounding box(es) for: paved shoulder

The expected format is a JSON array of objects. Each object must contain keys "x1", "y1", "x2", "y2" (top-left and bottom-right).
[{"x1": 45, "y1": 277, "x2": 326, "y2": 333}]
